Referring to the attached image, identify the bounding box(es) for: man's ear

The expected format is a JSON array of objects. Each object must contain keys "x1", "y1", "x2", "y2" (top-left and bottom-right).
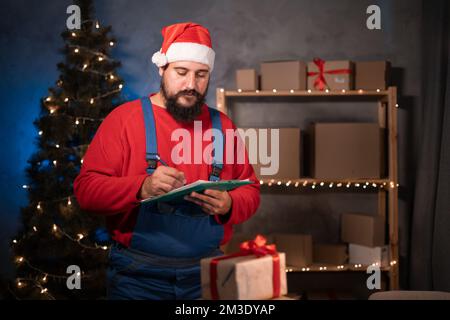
[{"x1": 158, "y1": 67, "x2": 164, "y2": 77}]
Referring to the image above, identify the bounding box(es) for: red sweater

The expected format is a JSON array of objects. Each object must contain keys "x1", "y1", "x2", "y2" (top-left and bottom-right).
[{"x1": 73, "y1": 94, "x2": 260, "y2": 248}]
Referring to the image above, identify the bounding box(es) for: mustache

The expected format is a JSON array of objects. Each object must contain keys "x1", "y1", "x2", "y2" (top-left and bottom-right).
[{"x1": 175, "y1": 89, "x2": 202, "y2": 99}]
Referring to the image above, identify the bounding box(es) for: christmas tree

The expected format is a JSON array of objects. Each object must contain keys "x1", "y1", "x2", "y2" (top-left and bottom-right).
[{"x1": 10, "y1": 0, "x2": 124, "y2": 299}]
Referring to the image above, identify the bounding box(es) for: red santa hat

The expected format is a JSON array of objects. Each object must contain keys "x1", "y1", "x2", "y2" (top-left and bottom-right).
[{"x1": 151, "y1": 22, "x2": 215, "y2": 71}]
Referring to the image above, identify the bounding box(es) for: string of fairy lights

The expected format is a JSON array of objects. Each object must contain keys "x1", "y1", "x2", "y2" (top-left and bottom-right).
[
  {"x1": 11, "y1": 193, "x2": 109, "y2": 297},
  {"x1": 260, "y1": 179, "x2": 399, "y2": 189}
]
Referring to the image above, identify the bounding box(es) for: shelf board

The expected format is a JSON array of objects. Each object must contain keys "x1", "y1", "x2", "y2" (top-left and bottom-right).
[
  {"x1": 221, "y1": 89, "x2": 389, "y2": 97},
  {"x1": 259, "y1": 178, "x2": 398, "y2": 190},
  {"x1": 286, "y1": 263, "x2": 391, "y2": 273}
]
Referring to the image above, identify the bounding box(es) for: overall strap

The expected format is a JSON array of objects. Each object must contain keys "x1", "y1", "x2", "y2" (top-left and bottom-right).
[
  {"x1": 208, "y1": 107, "x2": 224, "y2": 181},
  {"x1": 140, "y1": 97, "x2": 159, "y2": 174}
]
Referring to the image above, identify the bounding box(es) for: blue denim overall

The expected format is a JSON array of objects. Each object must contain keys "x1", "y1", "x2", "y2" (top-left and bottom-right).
[{"x1": 107, "y1": 97, "x2": 224, "y2": 300}]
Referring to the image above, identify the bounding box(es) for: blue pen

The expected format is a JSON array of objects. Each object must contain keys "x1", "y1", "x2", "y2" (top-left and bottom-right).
[{"x1": 156, "y1": 154, "x2": 169, "y2": 167}]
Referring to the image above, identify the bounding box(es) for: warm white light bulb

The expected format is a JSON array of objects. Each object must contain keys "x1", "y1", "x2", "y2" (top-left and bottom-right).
[
  {"x1": 75, "y1": 119, "x2": 79, "y2": 125},
  {"x1": 53, "y1": 160, "x2": 57, "y2": 166},
  {"x1": 237, "y1": 89, "x2": 242, "y2": 93},
  {"x1": 95, "y1": 21, "x2": 100, "y2": 29},
  {"x1": 98, "y1": 56, "x2": 103, "y2": 61},
  {"x1": 109, "y1": 74, "x2": 114, "y2": 80},
  {"x1": 74, "y1": 48, "x2": 79, "y2": 53},
  {"x1": 52, "y1": 224, "x2": 58, "y2": 232},
  {"x1": 55, "y1": 144, "x2": 59, "y2": 148},
  {"x1": 119, "y1": 84, "x2": 123, "y2": 89},
  {"x1": 64, "y1": 98, "x2": 69, "y2": 102},
  {"x1": 109, "y1": 41, "x2": 114, "y2": 46},
  {"x1": 71, "y1": 32, "x2": 76, "y2": 37},
  {"x1": 77, "y1": 233, "x2": 84, "y2": 240},
  {"x1": 67, "y1": 198, "x2": 72, "y2": 206},
  {"x1": 33, "y1": 226, "x2": 37, "y2": 232},
  {"x1": 90, "y1": 98, "x2": 94, "y2": 104}
]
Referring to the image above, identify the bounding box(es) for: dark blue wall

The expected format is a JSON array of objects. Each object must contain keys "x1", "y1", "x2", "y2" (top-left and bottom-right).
[{"x1": 0, "y1": 0, "x2": 422, "y2": 282}]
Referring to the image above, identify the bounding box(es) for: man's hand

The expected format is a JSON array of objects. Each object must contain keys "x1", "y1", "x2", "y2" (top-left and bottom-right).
[
  {"x1": 139, "y1": 166, "x2": 186, "y2": 199},
  {"x1": 184, "y1": 189, "x2": 232, "y2": 216}
]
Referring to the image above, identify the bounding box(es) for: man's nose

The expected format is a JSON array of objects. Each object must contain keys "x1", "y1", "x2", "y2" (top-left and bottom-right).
[{"x1": 184, "y1": 73, "x2": 196, "y2": 90}]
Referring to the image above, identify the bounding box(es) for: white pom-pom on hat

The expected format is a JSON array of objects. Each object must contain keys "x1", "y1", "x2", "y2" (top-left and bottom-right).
[{"x1": 151, "y1": 50, "x2": 168, "y2": 67}]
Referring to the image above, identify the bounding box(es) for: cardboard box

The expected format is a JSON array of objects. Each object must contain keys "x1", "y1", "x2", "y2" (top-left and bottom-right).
[
  {"x1": 236, "y1": 69, "x2": 258, "y2": 91},
  {"x1": 222, "y1": 233, "x2": 275, "y2": 255},
  {"x1": 313, "y1": 243, "x2": 348, "y2": 265},
  {"x1": 239, "y1": 128, "x2": 301, "y2": 180},
  {"x1": 309, "y1": 123, "x2": 385, "y2": 179},
  {"x1": 201, "y1": 253, "x2": 288, "y2": 300},
  {"x1": 349, "y1": 243, "x2": 389, "y2": 267},
  {"x1": 272, "y1": 233, "x2": 312, "y2": 268},
  {"x1": 307, "y1": 60, "x2": 354, "y2": 91},
  {"x1": 341, "y1": 213, "x2": 385, "y2": 247},
  {"x1": 355, "y1": 61, "x2": 390, "y2": 90},
  {"x1": 260, "y1": 61, "x2": 306, "y2": 91}
]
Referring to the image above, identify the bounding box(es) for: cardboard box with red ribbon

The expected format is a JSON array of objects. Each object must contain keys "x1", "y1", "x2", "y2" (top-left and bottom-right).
[
  {"x1": 200, "y1": 235, "x2": 288, "y2": 300},
  {"x1": 307, "y1": 58, "x2": 354, "y2": 91}
]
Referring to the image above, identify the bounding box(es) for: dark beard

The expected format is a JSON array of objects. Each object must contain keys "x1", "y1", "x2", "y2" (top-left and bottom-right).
[{"x1": 160, "y1": 79, "x2": 208, "y2": 122}]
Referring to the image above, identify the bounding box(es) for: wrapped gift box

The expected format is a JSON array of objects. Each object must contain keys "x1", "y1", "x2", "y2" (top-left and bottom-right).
[
  {"x1": 236, "y1": 69, "x2": 259, "y2": 91},
  {"x1": 260, "y1": 61, "x2": 306, "y2": 91},
  {"x1": 355, "y1": 61, "x2": 391, "y2": 90},
  {"x1": 341, "y1": 212, "x2": 385, "y2": 247},
  {"x1": 349, "y1": 243, "x2": 389, "y2": 267},
  {"x1": 239, "y1": 128, "x2": 301, "y2": 180},
  {"x1": 273, "y1": 233, "x2": 312, "y2": 268},
  {"x1": 201, "y1": 252, "x2": 287, "y2": 300},
  {"x1": 307, "y1": 59, "x2": 354, "y2": 91},
  {"x1": 309, "y1": 123, "x2": 385, "y2": 179},
  {"x1": 313, "y1": 243, "x2": 348, "y2": 265}
]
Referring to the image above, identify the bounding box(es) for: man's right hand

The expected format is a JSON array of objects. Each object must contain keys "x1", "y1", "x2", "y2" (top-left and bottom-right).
[{"x1": 139, "y1": 166, "x2": 186, "y2": 199}]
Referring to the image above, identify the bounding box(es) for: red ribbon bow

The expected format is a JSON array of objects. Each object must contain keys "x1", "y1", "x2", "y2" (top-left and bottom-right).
[
  {"x1": 209, "y1": 235, "x2": 281, "y2": 300},
  {"x1": 307, "y1": 58, "x2": 351, "y2": 90}
]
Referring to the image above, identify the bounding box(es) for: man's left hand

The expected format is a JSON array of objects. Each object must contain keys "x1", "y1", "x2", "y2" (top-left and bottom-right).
[{"x1": 184, "y1": 189, "x2": 232, "y2": 216}]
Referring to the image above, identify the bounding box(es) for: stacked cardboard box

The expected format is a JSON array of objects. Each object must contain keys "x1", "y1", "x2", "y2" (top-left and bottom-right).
[
  {"x1": 341, "y1": 212, "x2": 388, "y2": 267},
  {"x1": 307, "y1": 60, "x2": 353, "y2": 91},
  {"x1": 260, "y1": 61, "x2": 306, "y2": 91},
  {"x1": 272, "y1": 233, "x2": 313, "y2": 268},
  {"x1": 313, "y1": 243, "x2": 348, "y2": 265},
  {"x1": 309, "y1": 123, "x2": 385, "y2": 179},
  {"x1": 236, "y1": 69, "x2": 258, "y2": 91},
  {"x1": 355, "y1": 61, "x2": 390, "y2": 90},
  {"x1": 239, "y1": 128, "x2": 302, "y2": 180}
]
